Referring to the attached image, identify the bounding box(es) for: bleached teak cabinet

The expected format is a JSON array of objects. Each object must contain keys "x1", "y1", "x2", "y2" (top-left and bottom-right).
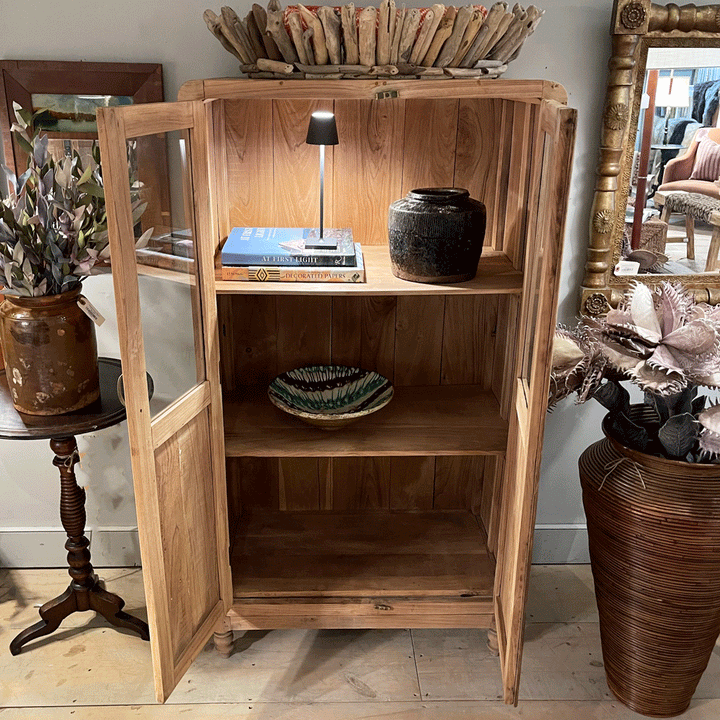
[{"x1": 96, "y1": 78, "x2": 575, "y2": 704}]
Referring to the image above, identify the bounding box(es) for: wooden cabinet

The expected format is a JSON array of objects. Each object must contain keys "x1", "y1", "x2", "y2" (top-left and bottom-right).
[{"x1": 96, "y1": 79, "x2": 576, "y2": 705}]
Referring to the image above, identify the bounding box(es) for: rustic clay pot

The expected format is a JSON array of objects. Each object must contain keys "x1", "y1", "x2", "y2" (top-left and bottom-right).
[
  {"x1": 0, "y1": 287, "x2": 100, "y2": 415},
  {"x1": 387, "y1": 187, "x2": 486, "y2": 283},
  {"x1": 579, "y1": 407, "x2": 720, "y2": 717}
]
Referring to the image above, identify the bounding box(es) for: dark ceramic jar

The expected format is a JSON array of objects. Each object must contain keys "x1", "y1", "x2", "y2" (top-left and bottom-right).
[
  {"x1": 0, "y1": 287, "x2": 100, "y2": 415},
  {"x1": 388, "y1": 187, "x2": 486, "y2": 283}
]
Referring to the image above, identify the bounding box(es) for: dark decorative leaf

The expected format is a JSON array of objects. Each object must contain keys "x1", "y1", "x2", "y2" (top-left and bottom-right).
[
  {"x1": 608, "y1": 412, "x2": 650, "y2": 452},
  {"x1": 658, "y1": 413, "x2": 698, "y2": 459},
  {"x1": 592, "y1": 380, "x2": 630, "y2": 415},
  {"x1": 692, "y1": 395, "x2": 707, "y2": 416},
  {"x1": 646, "y1": 386, "x2": 696, "y2": 425}
]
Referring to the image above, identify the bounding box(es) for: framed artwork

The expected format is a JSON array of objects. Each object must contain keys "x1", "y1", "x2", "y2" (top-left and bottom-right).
[{"x1": 0, "y1": 60, "x2": 170, "y2": 232}]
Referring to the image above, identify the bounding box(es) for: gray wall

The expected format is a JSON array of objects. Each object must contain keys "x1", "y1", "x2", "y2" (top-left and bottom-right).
[{"x1": 0, "y1": 0, "x2": 612, "y2": 566}]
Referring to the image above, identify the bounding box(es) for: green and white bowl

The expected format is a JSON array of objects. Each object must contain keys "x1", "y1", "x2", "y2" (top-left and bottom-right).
[{"x1": 268, "y1": 365, "x2": 394, "y2": 430}]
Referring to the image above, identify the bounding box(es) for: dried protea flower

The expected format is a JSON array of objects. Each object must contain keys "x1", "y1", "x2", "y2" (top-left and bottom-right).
[
  {"x1": 549, "y1": 325, "x2": 606, "y2": 409},
  {"x1": 698, "y1": 403, "x2": 720, "y2": 458},
  {"x1": 551, "y1": 282, "x2": 720, "y2": 462},
  {"x1": 589, "y1": 282, "x2": 720, "y2": 396}
]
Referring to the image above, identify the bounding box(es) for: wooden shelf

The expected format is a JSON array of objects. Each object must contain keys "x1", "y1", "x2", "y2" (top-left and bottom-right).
[
  {"x1": 223, "y1": 385, "x2": 508, "y2": 458},
  {"x1": 229, "y1": 510, "x2": 495, "y2": 630},
  {"x1": 215, "y1": 246, "x2": 523, "y2": 296}
]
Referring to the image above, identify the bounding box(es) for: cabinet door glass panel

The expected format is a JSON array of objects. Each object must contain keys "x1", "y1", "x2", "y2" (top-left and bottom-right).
[{"x1": 125, "y1": 131, "x2": 204, "y2": 417}]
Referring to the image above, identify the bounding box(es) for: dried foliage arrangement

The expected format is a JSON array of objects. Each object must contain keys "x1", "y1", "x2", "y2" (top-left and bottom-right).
[
  {"x1": 550, "y1": 281, "x2": 720, "y2": 463},
  {"x1": 204, "y1": 1, "x2": 543, "y2": 79},
  {"x1": 0, "y1": 104, "x2": 149, "y2": 297}
]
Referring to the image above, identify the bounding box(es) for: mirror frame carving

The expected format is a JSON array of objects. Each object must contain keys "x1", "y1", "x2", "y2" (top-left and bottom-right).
[{"x1": 581, "y1": 0, "x2": 720, "y2": 315}]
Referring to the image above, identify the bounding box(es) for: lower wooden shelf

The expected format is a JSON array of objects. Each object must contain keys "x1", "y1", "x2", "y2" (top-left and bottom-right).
[
  {"x1": 228, "y1": 510, "x2": 495, "y2": 630},
  {"x1": 224, "y1": 385, "x2": 508, "y2": 457}
]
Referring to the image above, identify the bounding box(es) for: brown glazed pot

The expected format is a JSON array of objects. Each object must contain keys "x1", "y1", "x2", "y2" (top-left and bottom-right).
[
  {"x1": 0, "y1": 287, "x2": 100, "y2": 415},
  {"x1": 579, "y1": 408, "x2": 720, "y2": 717}
]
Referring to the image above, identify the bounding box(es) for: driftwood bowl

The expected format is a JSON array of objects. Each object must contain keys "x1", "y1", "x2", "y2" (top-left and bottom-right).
[
  {"x1": 268, "y1": 365, "x2": 393, "y2": 430},
  {"x1": 204, "y1": 2, "x2": 544, "y2": 80}
]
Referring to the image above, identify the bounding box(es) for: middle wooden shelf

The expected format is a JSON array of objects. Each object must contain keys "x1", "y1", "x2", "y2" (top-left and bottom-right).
[{"x1": 224, "y1": 384, "x2": 508, "y2": 457}]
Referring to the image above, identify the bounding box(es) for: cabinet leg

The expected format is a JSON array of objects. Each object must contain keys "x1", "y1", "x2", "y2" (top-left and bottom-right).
[
  {"x1": 487, "y1": 628, "x2": 499, "y2": 656},
  {"x1": 214, "y1": 630, "x2": 234, "y2": 658}
]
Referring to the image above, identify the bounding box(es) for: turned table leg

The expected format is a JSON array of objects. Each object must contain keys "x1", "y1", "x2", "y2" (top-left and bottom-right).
[{"x1": 10, "y1": 436, "x2": 149, "y2": 655}]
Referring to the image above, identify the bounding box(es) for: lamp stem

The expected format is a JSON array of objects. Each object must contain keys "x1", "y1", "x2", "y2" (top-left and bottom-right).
[{"x1": 319, "y1": 144, "x2": 325, "y2": 239}]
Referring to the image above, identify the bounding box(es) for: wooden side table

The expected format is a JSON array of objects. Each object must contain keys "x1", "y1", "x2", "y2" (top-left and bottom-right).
[{"x1": 1, "y1": 357, "x2": 150, "y2": 654}]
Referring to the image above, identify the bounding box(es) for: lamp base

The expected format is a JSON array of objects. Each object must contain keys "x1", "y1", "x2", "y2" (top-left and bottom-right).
[
  {"x1": 304, "y1": 227, "x2": 348, "y2": 250},
  {"x1": 305, "y1": 236, "x2": 339, "y2": 250}
]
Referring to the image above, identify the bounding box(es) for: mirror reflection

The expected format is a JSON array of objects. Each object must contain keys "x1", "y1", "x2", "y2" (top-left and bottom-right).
[{"x1": 620, "y1": 47, "x2": 720, "y2": 277}]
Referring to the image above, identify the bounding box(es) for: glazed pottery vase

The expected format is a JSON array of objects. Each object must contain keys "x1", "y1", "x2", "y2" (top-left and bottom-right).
[
  {"x1": 387, "y1": 187, "x2": 486, "y2": 283},
  {"x1": 578, "y1": 406, "x2": 720, "y2": 717},
  {"x1": 0, "y1": 286, "x2": 100, "y2": 415}
]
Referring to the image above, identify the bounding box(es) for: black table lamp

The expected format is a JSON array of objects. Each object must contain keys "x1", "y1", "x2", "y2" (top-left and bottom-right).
[{"x1": 306, "y1": 110, "x2": 339, "y2": 249}]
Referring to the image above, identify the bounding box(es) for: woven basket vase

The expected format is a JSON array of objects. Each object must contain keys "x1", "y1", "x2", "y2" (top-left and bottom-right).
[{"x1": 579, "y1": 410, "x2": 720, "y2": 718}]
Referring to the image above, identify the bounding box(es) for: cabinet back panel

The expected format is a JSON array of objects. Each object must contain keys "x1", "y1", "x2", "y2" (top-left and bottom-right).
[
  {"x1": 224, "y1": 100, "x2": 275, "y2": 229},
  {"x1": 227, "y1": 455, "x2": 492, "y2": 516},
  {"x1": 401, "y1": 98, "x2": 459, "y2": 195},
  {"x1": 220, "y1": 97, "x2": 535, "y2": 261},
  {"x1": 219, "y1": 294, "x2": 506, "y2": 391}
]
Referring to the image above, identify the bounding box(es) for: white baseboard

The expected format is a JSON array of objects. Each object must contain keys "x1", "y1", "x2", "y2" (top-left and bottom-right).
[
  {"x1": 1, "y1": 525, "x2": 587, "y2": 568},
  {"x1": 532, "y1": 524, "x2": 589, "y2": 564},
  {"x1": 0, "y1": 528, "x2": 141, "y2": 568}
]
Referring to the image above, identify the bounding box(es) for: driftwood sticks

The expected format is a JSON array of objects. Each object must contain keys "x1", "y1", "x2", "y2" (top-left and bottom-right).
[{"x1": 204, "y1": 2, "x2": 543, "y2": 79}]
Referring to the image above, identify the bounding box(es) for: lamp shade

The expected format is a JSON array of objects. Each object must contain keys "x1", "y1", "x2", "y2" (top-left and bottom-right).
[
  {"x1": 306, "y1": 111, "x2": 338, "y2": 145},
  {"x1": 655, "y1": 75, "x2": 690, "y2": 108}
]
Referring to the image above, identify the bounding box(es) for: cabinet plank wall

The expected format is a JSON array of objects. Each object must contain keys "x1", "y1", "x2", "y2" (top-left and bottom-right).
[
  {"x1": 221, "y1": 97, "x2": 532, "y2": 266},
  {"x1": 224, "y1": 100, "x2": 275, "y2": 228},
  {"x1": 220, "y1": 292, "x2": 517, "y2": 518}
]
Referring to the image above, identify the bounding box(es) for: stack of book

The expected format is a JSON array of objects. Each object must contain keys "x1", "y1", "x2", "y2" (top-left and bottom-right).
[{"x1": 220, "y1": 227, "x2": 364, "y2": 283}]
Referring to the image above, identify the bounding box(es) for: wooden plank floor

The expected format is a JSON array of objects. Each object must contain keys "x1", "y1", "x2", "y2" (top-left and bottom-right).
[{"x1": 3, "y1": 566, "x2": 720, "y2": 717}]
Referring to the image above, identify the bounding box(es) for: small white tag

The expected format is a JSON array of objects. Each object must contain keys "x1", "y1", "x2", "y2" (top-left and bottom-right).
[
  {"x1": 77, "y1": 297, "x2": 105, "y2": 326},
  {"x1": 614, "y1": 260, "x2": 640, "y2": 276}
]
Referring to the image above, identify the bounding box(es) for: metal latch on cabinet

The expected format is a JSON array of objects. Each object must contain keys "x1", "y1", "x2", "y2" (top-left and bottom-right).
[{"x1": 375, "y1": 89, "x2": 399, "y2": 100}]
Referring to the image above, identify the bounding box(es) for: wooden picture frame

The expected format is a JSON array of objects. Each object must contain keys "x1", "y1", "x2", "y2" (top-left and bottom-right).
[
  {"x1": 0, "y1": 60, "x2": 170, "y2": 233},
  {"x1": 0, "y1": 60, "x2": 163, "y2": 174}
]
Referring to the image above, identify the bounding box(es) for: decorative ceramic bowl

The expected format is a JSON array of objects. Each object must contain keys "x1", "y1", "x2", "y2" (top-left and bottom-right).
[{"x1": 268, "y1": 365, "x2": 394, "y2": 430}]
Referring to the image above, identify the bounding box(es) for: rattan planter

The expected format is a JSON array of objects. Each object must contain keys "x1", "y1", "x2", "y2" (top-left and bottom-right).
[{"x1": 579, "y1": 410, "x2": 720, "y2": 717}]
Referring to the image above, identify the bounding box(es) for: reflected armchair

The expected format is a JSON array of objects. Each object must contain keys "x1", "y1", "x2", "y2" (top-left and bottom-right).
[{"x1": 657, "y1": 127, "x2": 720, "y2": 200}]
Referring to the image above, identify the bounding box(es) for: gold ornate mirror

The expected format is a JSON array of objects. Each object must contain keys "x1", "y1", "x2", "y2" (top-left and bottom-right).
[{"x1": 581, "y1": 0, "x2": 720, "y2": 315}]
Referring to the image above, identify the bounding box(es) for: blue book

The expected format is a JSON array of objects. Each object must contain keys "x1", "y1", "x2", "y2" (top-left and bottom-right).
[{"x1": 221, "y1": 227, "x2": 356, "y2": 267}]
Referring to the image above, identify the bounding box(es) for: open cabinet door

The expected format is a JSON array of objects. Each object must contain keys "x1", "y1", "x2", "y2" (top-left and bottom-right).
[
  {"x1": 97, "y1": 101, "x2": 232, "y2": 702},
  {"x1": 494, "y1": 99, "x2": 577, "y2": 704}
]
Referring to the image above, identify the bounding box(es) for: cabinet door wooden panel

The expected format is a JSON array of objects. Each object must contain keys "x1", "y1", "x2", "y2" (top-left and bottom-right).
[
  {"x1": 494, "y1": 99, "x2": 577, "y2": 705},
  {"x1": 97, "y1": 101, "x2": 232, "y2": 702}
]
